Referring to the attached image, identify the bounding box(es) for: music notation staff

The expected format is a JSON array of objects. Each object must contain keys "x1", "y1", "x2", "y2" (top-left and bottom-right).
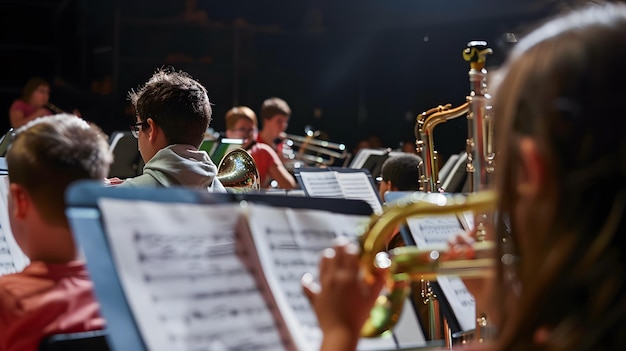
[
  {"x1": 0, "y1": 175, "x2": 29, "y2": 276},
  {"x1": 404, "y1": 212, "x2": 478, "y2": 332},
  {"x1": 406, "y1": 215, "x2": 466, "y2": 250},
  {"x1": 0, "y1": 236, "x2": 18, "y2": 274},
  {"x1": 158, "y1": 303, "x2": 267, "y2": 324},
  {"x1": 436, "y1": 276, "x2": 477, "y2": 331},
  {"x1": 244, "y1": 205, "x2": 398, "y2": 351},
  {"x1": 335, "y1": 172, "x2": 383, "y2": 214},
  {"x1": 298, "y1": 172, "x2": 344, "y2": 198},
  {"x1": 97, "y1": 197, "x2": 412, "y2": 351},
  {"x1": 298, "y1": 170, "x2": 383, "y2": 214},
  {"x1": 99, "y1": 200, "x2": 286, "y2": 351}
]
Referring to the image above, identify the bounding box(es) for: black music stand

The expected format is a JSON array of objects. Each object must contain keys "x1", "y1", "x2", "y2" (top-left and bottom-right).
[
  {"x1": 38, "y1": 330, "x2": 111, "y2": 351},
  {"x1": 107, "y1": 131, "x2": 143, "y2": 179},
  {"x1": 348, "y1": 148, "x2": 418, "y2": 179},
  {"x1": 0, "y1": 129, "x2": 14, "y2": 158}
]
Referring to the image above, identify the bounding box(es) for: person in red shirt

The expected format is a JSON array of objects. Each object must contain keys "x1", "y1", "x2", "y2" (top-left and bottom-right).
[
  {"x1": 8, "y1": 77, "x2": 53, "y2": 130},
  {"x1": 256, "y1": 97, "x2": 291, "y2": 161},
  {"x1": 225, "y1": 106, "x2": 296, "y2": 189},
  {"x1": 0, "y1": 114, "x2": 113, "y2": 351}
]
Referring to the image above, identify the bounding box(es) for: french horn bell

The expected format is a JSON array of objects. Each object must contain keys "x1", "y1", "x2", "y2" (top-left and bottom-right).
[{"x1": 217, "y1": 148, "x2": 261, "y2": 192}]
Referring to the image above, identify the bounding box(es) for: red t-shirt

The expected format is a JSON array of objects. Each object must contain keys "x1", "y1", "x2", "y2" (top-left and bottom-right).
[
  {"x1": 9, "y1": 100, "x2": 37, "y2": 117},
  {"x1": 255, "y1": 134, "x2": 285, "y2": 157},
  {"x1": 9, "y1": 100, "x2": 51, "y2": 129},
  {"x1": 0, "y1": 261, "x2": 105, "y2": 351},
  {"x1": 248, "y1": 142, "x2": 283, "y2": 187}
]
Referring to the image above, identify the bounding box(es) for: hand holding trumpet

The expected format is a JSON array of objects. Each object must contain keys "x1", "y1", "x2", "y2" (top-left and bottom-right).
[{"x1": 302, "y1": 239, "x2": 388, "y2": 351}]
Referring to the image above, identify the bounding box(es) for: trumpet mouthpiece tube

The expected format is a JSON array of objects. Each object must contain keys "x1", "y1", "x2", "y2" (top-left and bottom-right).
[{"x1": 389, "y1": 241, "x2": 496, "y2": 281}]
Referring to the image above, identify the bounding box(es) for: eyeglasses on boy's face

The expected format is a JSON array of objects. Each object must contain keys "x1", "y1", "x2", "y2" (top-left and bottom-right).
[{"x1": 129, "y1": 121, "x2": 148, "y2": 138}]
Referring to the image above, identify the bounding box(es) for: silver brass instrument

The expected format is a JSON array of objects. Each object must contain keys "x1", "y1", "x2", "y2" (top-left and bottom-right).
[
  {"x1": 217, "y1": 148, "x2": 260, "y2": 192},
  {"x1": 282, "y1": 127, "x2": 350, "y2": 168},
  {"x1": 415, "y1": 41, "x2": 493, "y2": 195},
  {"x1": 463, "y1": 41, "x2": 494, "y2": 194},
  {"x1": 393, "y1": 41, "x2": 495, "y2": 347}
]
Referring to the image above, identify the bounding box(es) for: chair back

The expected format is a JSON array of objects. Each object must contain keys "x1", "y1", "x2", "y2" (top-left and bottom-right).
[
  {"x1": 108, "y1": 131, "x2": 144, "y2": 179},
  {"x1": 38, "y1": 329, "x2": 111, "y2": 351},
  {"x1": 0, "y1": 128, "x2": 14, "y2": 157}
]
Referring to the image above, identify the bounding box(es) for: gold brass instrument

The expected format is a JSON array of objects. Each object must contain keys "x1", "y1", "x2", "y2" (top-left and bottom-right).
[
  {"x1": 217, "y1": 148, "x2": 261, "y2": 192},
  {"x1": 282, "y1": 128, "x2": 351, "y2": 168},
  {"x1": 415, "y1": 41, "x2": 493, "y2": 194},
  {"x1": 358, "y1": 191, "x2": 497, "y2": 337},
  {"x1": 415, "y1": 103, "x2": 469, "y2": 192},
  {"x1": 388, "y1": 41, "x2": 495, "y2": 347}
]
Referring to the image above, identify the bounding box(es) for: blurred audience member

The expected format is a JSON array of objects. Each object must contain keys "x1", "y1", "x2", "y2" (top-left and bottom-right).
[
  {"x1": 9, "y1": 77, "x2": 52, "y2": 129},
  {"x1": 400, "y1": 138, "x2": 418, "y2": 154},
  {"x1": 178, "y1": 0, "x2": 208, "y2": 24}
]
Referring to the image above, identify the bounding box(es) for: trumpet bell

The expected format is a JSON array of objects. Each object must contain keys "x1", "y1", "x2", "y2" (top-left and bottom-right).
[{"x1": 217, "y1": 148, "x2": 260, "y2": 192}]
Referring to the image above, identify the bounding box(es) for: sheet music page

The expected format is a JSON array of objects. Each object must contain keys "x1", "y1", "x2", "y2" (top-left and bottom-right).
[
  {"x1": 436, "y1": 276, "x2": 476, "y2": 332},
  {"x1": 406, "y1": 213, "x2": 476, "y2": 333},
  {"x1": 98, "y1": 199, "x2": 287, "y2": 351},
  {"x1": 461, "y1": 211, "x2": 475, "y2": 230},
  {"x1": 348, "y1": 149, "x2": 376, "y2": 169},
  {"x1": 298, "y1": 171, "x2": 343, "y2": 198},
  {"x1": 406, "y1": 214, "x2": 465, "y2": 250},
  {"x1": 334, "y1": 172, "x2": 383, "y2": 215},
  {"x1": 242, "y1": 204, "x2": 408, "y2": 351},
  {"x1": 0, "y1": 175, "x2": 29, "y2": 275},
  {"x1": 298, "y1": 170, "x2": 383, "y2": 215}
]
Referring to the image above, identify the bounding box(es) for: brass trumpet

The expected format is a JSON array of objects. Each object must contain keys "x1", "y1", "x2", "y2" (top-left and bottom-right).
[{"x1": 358, "y1": 191, "x2": 497, "y2": 338}]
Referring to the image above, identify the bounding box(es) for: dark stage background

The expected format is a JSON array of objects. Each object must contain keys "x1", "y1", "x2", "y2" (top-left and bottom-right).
[{"x1": 1, "y1": 0, "x2": 579, "y2": 161}]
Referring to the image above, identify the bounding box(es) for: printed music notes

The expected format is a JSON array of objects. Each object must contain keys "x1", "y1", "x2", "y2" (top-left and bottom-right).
[
  {"x1": 243, "y1": 206, "x2": 354, "y2": 349},
  {"x1": 98, "y1": 198, "x2": 425, "y2": 351},
  {"x1": 296, "y1": 168, "x2": 383, "y2": 215},
  {"x1": 240, "y1": 205, "x2": 415, "y2": 351},
  {"x1": 99, "y1": 200, "x2": 286, "y2": 351},
  {"x1": 0, "y1": 175, "x2": 29, "y2": 276},
  {"x1": 436, "y1": 276, "x2": 477, "y2": 332},
  {"x1": 403, "y1": 205, "x2": 478, "y2": 334},
  {"x1": 406, "y1": 215, "x2": 466, "y2": 250}
]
